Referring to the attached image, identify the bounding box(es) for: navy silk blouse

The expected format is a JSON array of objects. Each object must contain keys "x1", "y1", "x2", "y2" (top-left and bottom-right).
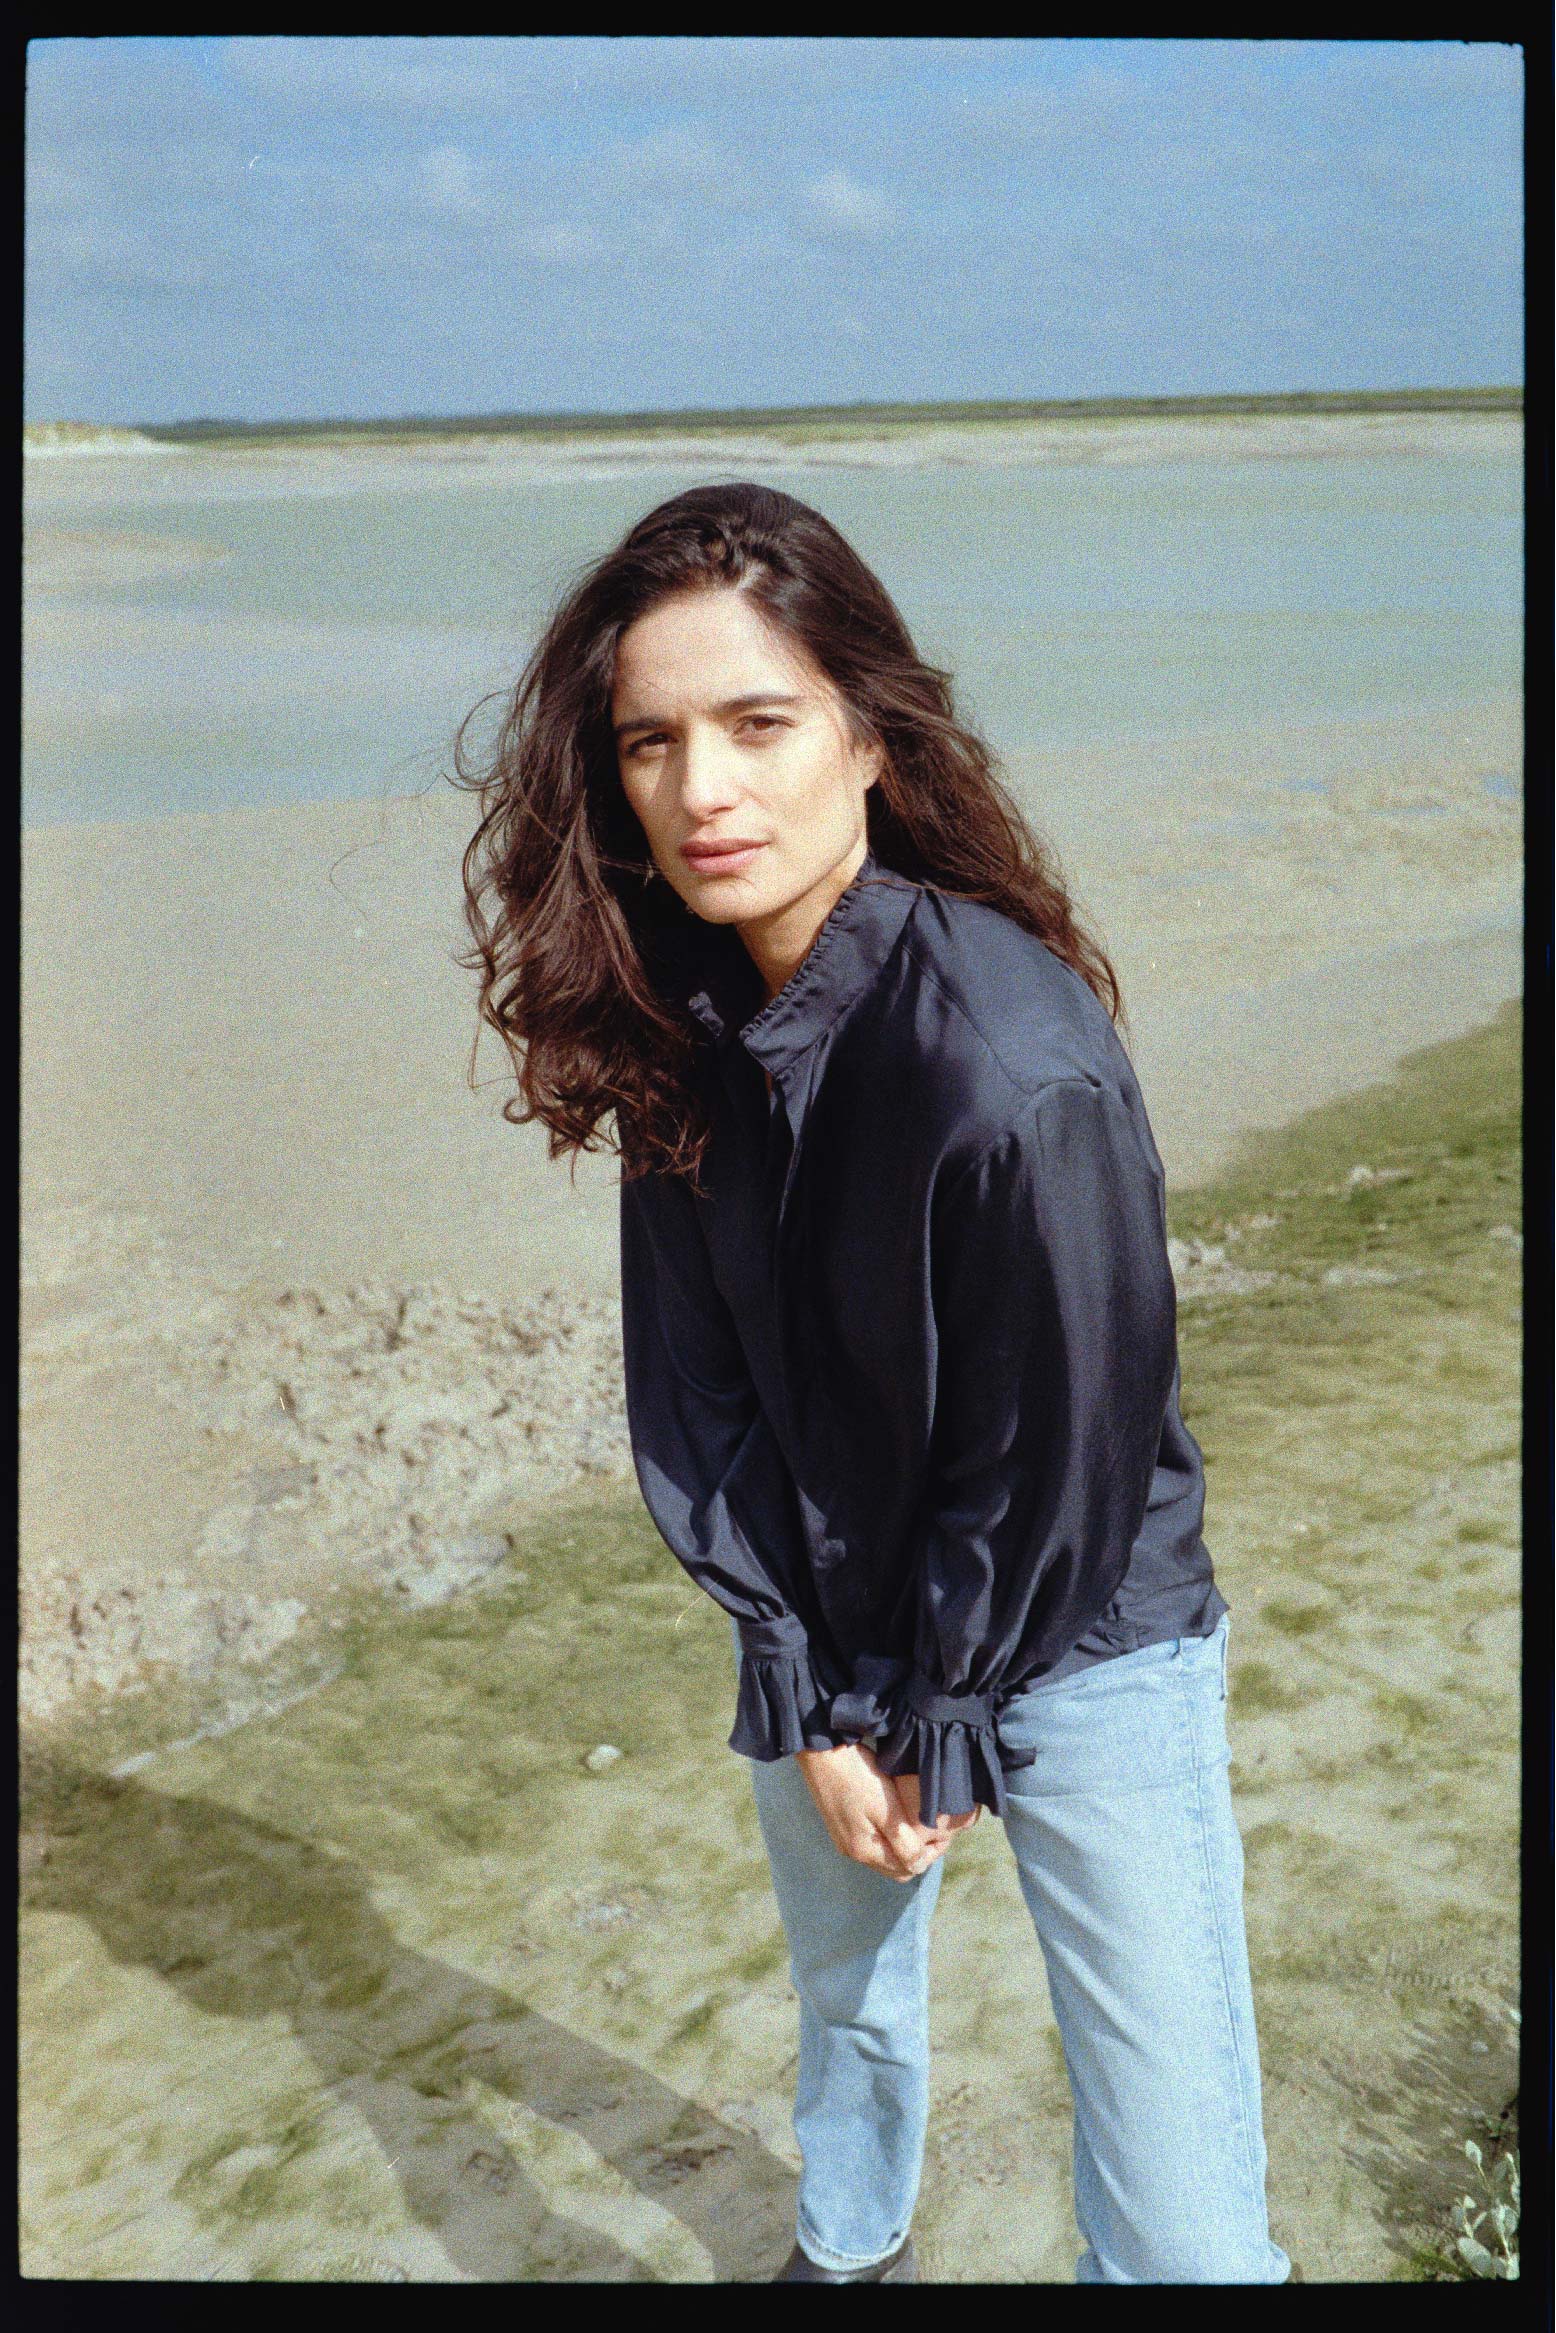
[{"x1": 617, "y1": 849, "x2": 1228, "y2": 1821}]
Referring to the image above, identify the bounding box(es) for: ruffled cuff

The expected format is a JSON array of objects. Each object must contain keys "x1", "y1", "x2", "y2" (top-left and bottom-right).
[
  {"x1": 826, "y1": 1651, "x2": 911, "y2": 1744},
  {"x1": 727, "y1": 1614, "x2": 840, "y2": 1761},
  {"x1": 869, "y1": 1672, "x2": 1041, "y2": 1822}
]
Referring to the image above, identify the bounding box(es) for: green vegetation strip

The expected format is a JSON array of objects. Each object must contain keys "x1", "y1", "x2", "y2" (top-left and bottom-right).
[
  {"x1": 1169, "y1": 995, "x2": 1521, "y2": 1676},
  {"x1": 132, "y1": 385, "x2": 1523, "y2": 451}
]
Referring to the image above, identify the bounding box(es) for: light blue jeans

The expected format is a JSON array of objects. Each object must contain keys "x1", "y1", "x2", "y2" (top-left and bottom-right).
[{"x1": 736, "y1": 1611, "x2": 1291, "y2": 2283}]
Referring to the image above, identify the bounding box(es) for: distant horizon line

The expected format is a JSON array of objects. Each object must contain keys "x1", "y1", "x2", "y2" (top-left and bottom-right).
[{"x1": 27, "y1": 383, "x2": 1524, "y2": 445}]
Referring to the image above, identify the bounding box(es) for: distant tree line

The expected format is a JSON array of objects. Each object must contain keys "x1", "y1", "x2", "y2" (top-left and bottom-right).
[{"x1": 135, "y1": 385, "x2": 1522, "y2": 450}]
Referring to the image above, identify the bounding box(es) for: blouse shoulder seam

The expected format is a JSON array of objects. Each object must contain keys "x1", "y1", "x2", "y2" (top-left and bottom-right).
[
  {"x1": 937, "y1": 1074, "x2": 1115, "y2": 1212},
  {"x1": 897, "y1": 931, "x2": 1058, "y2": 1101},
  {"x1": 898, "y1": 925, "x2": 1120, "y2": 1104}
]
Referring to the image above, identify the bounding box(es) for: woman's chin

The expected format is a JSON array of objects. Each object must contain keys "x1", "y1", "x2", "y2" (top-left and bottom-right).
[{"x1": 675, "y1": 869, "x2": 772, "y2": 922}]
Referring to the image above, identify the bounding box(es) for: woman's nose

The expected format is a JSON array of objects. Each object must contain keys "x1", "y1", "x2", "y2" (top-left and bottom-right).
[{"x1": 678, "y1": 726, "x2": 745, "y2": 816}]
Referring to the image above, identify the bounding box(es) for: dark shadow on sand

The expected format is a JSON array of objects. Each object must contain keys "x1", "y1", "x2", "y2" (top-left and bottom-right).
[{"x1": 21, "y1": 1752, "x2": 796, "y2": 2281}]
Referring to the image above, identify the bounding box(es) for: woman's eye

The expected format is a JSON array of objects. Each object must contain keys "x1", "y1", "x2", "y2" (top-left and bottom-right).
[
  {"x1": 740, "y1": 716, "x2": 786, "y2": 738},
  {"x1": 625, "y1": 733, "x2": 668, "y2": 756}
]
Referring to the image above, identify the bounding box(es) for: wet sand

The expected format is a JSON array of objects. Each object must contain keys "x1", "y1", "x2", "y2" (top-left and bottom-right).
[{"x1": 20, "y1": 1006, "x2": 1522, "y2": 2279}]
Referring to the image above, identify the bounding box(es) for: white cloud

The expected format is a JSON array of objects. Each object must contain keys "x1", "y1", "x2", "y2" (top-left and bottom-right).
[
  {"x1": 513, "y1": 220, "x2": 605, "y2": 267},
  {"x1": 419, "y1": 144, "x2": 482, "y2": 213},
  {"x1": 804, "y1": 171, "x2": 893, "y2": 237},
  {"x1": 604, "y1": 123, "x2": 766, "y2": 225},
  {"x1": 22, "y1": 35, "x2": 1524, "y2": 423}
]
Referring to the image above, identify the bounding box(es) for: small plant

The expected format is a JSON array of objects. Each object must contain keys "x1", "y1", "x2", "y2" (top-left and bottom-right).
[{"x1": 1449, "y1": 2138, "x2": 1519, "y2": 2278}]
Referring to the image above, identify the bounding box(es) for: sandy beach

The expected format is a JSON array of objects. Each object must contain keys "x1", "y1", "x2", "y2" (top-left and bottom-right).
[
  {"x1": 20, "y1": 408, "x2": 1523, "y2": 2280},
  {"x1": 20, "y1": 1003, "x2": 1523, "y2": 2281},
  {"x1": 21, "y1": 691, "x2": 1521, "y2": 1713}
]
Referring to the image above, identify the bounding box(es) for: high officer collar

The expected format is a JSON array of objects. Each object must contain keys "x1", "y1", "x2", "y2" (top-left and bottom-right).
[{"x1": 671, "y1": 848, "x2": 920, "y2": 1082}]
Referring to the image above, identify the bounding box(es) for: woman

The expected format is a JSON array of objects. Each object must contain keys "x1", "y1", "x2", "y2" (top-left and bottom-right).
[{"x1": 458, "y1": 482, "x2": 1292, "y2": 2286}]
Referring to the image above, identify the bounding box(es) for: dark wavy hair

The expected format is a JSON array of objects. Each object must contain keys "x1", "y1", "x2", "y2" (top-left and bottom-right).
[{"x1": 454, "y1": 480, "x2": 1125, "y2": 1184}]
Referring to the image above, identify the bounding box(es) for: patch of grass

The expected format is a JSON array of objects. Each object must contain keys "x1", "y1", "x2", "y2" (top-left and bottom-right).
[
  {"x1": 1433, "y1": 1350, "x2": 1502, "y2": 1390},
  {"x1": 1259, "y1": 1599, "x2": 1333, "y2": 1638},
  {"x1": 1370, "y1": 1687, "x2": 1439, "y2": 1735},
  {"x1": 1240, "y1": 1821, "x2": 1295, "y2": 1856},
  {"x1": 1293, "y1": 1754, "x2": 1375, "y2": 1798},
  {"x1": 667, "y1": 1997, "x2": 720, "y2": 2048},
  {"x1": 1171, "y1": 999, "x2": 1519, "y2": 1262},
  {"x1": 734, "y1": 1936, "x2": 790, "y2": 1987},
  {"x1": 1043, "y1": 2026, "x2": 1069, "y2": 2086},
  {"x1": 1172, "y1": 1009, "x2": 1520, "y2": 1698},
  {"x1": 1276, "y1": 1828, "x2": 1356, "y2": 1880},
  {"x1": 1389, "y1": 2237, "x2": 1464, "y2": 2281},
  {"x1": 1388, "y1": 2098, "x2": 1521, "y2": 2280},
  {"x1": 1230, "y1": 1661, "x2": 1309, "y2": 1716}
]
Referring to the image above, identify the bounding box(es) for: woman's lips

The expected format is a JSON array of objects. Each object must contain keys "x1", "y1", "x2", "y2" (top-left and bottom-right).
[{"x1": 680, "y1": 840, "x2": 766, "y2": 874}]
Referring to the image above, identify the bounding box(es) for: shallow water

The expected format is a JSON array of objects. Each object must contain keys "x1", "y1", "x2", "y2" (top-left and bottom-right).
[{"x1": 23, "y1": 427, "x2": 1522, "y2": 826}]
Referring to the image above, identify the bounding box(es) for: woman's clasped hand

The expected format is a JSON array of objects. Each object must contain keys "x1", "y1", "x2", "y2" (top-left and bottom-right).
[{"x1": 794, "y1": 1741, "x2": 983, "y2": 1880}]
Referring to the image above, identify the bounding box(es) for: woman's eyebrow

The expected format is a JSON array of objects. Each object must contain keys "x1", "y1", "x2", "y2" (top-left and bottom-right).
[{"x1": 613, "y1": 691, "x2": 806, "y2": 740}]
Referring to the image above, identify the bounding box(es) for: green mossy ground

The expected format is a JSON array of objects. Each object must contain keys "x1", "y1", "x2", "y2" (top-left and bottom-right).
[{"x1": 20, "y1": 1000, "x2": 1522, "y2": 2280}]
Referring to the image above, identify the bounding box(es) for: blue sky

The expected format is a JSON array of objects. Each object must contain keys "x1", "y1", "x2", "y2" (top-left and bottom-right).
[{"x1": 25, "y1": 35, "x2": 1523, "y2": 425}]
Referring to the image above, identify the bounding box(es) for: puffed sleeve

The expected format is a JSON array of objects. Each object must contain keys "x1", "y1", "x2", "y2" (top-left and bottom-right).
[
  {"x1": 831, "y1": 1076, "x2": 1181, "y2": 1821},
  {"x1": 618, "y1": 1164, "x2": 841, "y2": 1760}
]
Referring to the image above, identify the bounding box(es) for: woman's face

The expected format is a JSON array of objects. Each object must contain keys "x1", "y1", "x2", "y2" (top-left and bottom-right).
[{"x1": 611, "y1": 584, "x2": 881, "y2": 933}]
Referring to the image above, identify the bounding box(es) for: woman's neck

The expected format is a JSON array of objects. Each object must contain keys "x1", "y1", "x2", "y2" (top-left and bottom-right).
[{"x1": 738, "y1": 833, "x2": 868, "y2": 1003}]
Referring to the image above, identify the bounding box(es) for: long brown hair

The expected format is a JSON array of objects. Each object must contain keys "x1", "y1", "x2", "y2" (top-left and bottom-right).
[{"x1": 454, "y1": 481, "x2": 1124, "y2": 1184}]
